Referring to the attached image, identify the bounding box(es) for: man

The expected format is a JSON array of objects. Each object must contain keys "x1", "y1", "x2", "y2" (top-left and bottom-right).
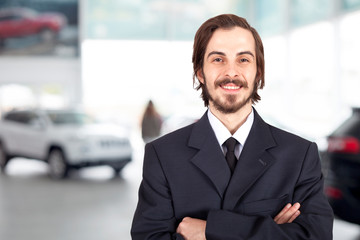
[{"x1": 131, "y1": 14, "x2": 333, "y2": 239}]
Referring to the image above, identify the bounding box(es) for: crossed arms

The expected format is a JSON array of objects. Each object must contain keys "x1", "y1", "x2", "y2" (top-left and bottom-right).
[{"x1": 176, "y1": 202, "x2": 301, "y2": 240}]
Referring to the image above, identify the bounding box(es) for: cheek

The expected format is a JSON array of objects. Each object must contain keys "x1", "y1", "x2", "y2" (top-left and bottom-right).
[
  {"x1": 243, "y1": 66, "x2": 257, "y2": 82},
  {"x1": 205, "y1": 67, "x2": 223, "y2": 82}
]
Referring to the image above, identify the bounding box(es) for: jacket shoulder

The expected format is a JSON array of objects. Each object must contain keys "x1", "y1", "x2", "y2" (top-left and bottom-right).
[
  {"x1": 267, "y1": 123, "x2": 312, "y2": 147},
  {"x1": 152, "y1": 122, "x2": 196, "y2": 147}
]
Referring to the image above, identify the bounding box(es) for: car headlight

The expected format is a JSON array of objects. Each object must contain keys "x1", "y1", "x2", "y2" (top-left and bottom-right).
[{"x1": 68, "y1": 133, "x2": 88, "y2": 142}]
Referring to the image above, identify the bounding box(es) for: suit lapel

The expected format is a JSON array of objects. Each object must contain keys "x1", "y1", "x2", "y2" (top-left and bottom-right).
[
  {"x1": 189, "y1": 112, "x2": 231, "y2": 198},
  {"x1": 222, "y1": 109, "x2": 277, "y2": 210}
]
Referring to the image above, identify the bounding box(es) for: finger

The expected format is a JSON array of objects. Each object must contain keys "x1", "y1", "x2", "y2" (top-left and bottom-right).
[
  {"x1": 288, "y1": 210, "x2": 300, "y2": 223},
  {"x1": 274, "y1": 203, "x2": 291, "y2": 222},
  {"x1": 281, "y1": 202, "x2": 300, "y2": 223},
  {"x1": 176, "y1": 217, "x2": 189, "y2": 233},
  {"x1": 275, "y1": 203, "x2": 301, "y2": 224}
]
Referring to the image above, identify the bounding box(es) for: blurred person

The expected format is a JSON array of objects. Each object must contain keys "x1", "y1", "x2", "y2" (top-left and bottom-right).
[
  {"x1": 131, "y1": 14, "x2": 333, "y2": 240},
  {"x1": 141, "y1": 100, "x2": 162, "y2": 143}
]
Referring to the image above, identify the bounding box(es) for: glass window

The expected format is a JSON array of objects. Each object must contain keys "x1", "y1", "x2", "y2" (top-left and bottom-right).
[
  {"x1": 233, "y1": 0, "x2": 252, "y2": 21},
  {"x1": 254, "y1": 0, "x2": 287, "y2": 36},
  {"x1": 290, "y1": 0, "x2": 334, "y2": 27},
  {"x1": 85, "y1": 0, "x2": 252, "y2": 40},
  {"x1": 4, "y1": 112, "x2": 19, "y2": 122},
  {"x1": 47, "y1": 112, "x2": 96, "y2": 125},
  {"x1": 342, "y1": 0, "x2": 360, "y2": 10},
  {"x1": 4, "y1": 111, "x2": 33, "y2": 124}
]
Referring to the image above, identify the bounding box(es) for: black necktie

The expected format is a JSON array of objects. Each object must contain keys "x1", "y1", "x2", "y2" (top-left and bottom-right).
[{"x1": 224, "y1": 137, "x2": 238, "y2": 174}]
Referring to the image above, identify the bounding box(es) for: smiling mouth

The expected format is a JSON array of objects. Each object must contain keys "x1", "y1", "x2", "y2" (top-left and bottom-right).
[
  {"x1": 217, "y1": 78, "x2": 247, "y2": 91},
  {"x1": 220, "y1": 82, "x2": 243, "y2": 91},
  {"x1": 222, "y1": 84, "x2": 241, "y2": 90}
]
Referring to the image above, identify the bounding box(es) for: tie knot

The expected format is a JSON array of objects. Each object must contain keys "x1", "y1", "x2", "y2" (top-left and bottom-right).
[{"x1": 224, "y1": 137, "x2": 237, "y2": 152}]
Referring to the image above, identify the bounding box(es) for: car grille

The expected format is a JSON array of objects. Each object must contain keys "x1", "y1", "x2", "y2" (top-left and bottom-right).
[{"x1": 99, "y1": 139, "x2": 128, "y2": 148}]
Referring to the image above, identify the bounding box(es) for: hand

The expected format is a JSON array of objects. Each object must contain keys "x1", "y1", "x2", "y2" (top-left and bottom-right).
[
  {"x1": 176, "y1": 217, "x2": 206, "y2": 240},
  {"x1": 274, "y1": 202, "x2": 301, "y2": 224}
]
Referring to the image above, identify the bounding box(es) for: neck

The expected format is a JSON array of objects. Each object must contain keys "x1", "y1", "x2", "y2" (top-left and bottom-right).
[{"x1": 209, "y1": 102, "x2": 252, "y2": 135}]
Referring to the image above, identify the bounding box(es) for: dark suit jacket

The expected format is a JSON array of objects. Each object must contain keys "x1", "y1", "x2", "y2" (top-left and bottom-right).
[{"x1": 131, "y1": 109, "x2": 334, "y2": 239}]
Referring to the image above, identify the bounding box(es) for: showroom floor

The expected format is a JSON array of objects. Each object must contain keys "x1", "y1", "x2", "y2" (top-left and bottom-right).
[{"x1": 0, "y1": 139, "x2": 359, "y2": 240}]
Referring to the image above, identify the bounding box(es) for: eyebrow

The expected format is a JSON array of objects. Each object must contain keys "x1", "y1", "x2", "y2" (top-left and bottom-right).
[{"x1": 207, "y1": 50, "x2": 255, "y2": 59}]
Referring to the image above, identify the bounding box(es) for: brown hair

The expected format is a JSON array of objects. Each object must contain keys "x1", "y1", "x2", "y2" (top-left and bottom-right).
[{"x1": 192, "y1": 14, "x2": 265, "y2": 106}]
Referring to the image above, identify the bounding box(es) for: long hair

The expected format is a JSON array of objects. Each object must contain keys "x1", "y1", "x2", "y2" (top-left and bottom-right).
[{"x1": 192, "y1": 14, "x2": 265, "y2": 106}]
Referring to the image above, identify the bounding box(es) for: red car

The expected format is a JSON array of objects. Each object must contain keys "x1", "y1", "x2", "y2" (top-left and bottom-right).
[{"x1": 0, "y1": 7, "x2": 67, "y2": 46}]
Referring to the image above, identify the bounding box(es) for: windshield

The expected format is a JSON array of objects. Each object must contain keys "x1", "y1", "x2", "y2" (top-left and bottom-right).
[
  {"x1": 47, "y1": 112, "x2": 96, "y2": 125},
  {"x1": 21, "y1": 8, "x2": 38, "y2": 18}
]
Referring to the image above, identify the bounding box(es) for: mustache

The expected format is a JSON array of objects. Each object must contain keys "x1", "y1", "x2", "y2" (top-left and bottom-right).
[{"x1": 215, "y1": 78, "x2": 248, "y2": 88}]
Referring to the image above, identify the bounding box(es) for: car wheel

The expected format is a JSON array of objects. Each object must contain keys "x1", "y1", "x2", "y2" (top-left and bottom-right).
[
  {"x1": 39, "y1": 28, "x2": 57, "y2": 43},
  {"x1": 112, "y1": 166, "x2": 123, "y2": 176},
  {"x1": 0, "y1": 143, "x2": 10, "y2": 172},
  {"x1": 48, "y1": 148, "x2": 68, "y2": 179},
  {"x1": 0, "y1": 38, "x2": 5, "y2": 48},
  {"x1": 111, "y1": 159, "x2": 131, "y2": 176}
]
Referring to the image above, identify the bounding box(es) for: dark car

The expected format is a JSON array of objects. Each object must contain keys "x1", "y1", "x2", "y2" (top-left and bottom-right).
[
  {"x1": 0, "y1": 7, "x2": 67, "y2": 46},
  {"x1": 324, "y1": 107, "x2": 360, "y2": 224}
]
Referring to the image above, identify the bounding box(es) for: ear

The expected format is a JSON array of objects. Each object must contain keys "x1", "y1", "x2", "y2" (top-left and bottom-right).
[{"x1": 196, "y1": 69, "x2": 205, "y2": 84}]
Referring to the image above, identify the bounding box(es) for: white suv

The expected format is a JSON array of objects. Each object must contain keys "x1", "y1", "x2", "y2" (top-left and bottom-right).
[{"x1": 0, "y1": 109, "x2": 132, "y2": 179}]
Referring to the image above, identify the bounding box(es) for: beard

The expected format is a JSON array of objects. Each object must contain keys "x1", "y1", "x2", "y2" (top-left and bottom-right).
[{"x1": 202, "y1": 75, "x2": 255, "y2": 114}]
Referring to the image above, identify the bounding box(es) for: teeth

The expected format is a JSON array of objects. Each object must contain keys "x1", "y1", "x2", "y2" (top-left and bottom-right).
[{"x1": 223, "y1": 85, "x2": 240, "y2": 90}]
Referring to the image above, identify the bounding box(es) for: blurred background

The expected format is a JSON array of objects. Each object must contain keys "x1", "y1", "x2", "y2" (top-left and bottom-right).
[{"x1": 1, "y1": 0, "x2": 360, "y2": 239}]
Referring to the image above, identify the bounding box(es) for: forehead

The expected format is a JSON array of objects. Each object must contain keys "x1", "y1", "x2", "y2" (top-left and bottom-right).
[{"x1": 206, "y1": 27, "x2": 256, "y2": 54}]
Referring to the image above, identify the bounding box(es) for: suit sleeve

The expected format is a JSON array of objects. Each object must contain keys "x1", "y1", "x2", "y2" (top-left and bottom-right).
[
  {"x1": 205, "y1": 142, "x2": 334, "y2": 240},
  {"x1": 131, "y1": 143, "x2": 181, "y2": 240}
]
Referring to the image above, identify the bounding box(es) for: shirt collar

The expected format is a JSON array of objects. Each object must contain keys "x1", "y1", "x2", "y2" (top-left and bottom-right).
[{"x1": 208, "y1": 108, "x2": 254, "y2": 147}]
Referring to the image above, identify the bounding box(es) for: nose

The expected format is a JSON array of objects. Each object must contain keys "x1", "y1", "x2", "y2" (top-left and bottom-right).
[{"x1": 224, "y1": 62, "x2": 239, "y2": 78}]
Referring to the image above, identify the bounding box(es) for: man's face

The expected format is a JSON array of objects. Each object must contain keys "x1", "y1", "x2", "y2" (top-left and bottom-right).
[{"x1": 197, "y1": 27, "x2": 257, "y2": 114}]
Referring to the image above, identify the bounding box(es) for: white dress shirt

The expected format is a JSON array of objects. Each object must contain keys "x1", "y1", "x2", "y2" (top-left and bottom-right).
[{"x1": 207, "y1": 108, "x2": 254, "y2": 159}]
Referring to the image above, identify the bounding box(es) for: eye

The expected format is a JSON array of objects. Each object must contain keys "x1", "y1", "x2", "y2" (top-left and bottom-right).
[
  {"x1": 213, "y1": 57, "x2": 223, "y2": 62},
  {"x1": 239, "y1": 58, "x2": 249, "y2": 63}
]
